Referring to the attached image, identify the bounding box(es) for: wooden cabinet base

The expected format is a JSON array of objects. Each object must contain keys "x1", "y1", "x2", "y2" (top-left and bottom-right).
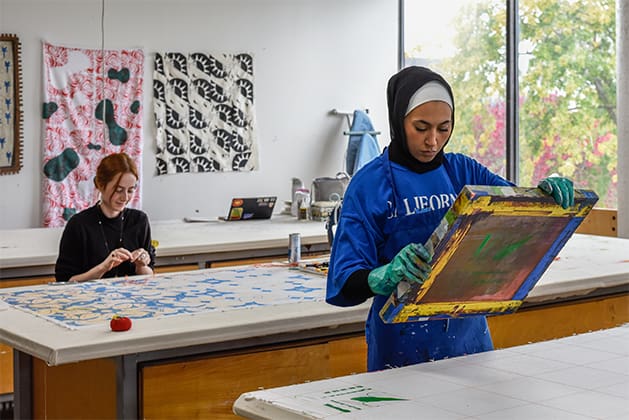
[
  {"x1": 488, "y1": 293, "x2": 629, "y2": 349},
  {"x1": 141, "y1": 335, "x2": 367, "y2": 419},
  {"x1": 1, "y1": 277, "x2": 53, "y2": 399},
  {"x1": 32, "y1": 357, "x2": 117, "y2": 419},
  {"x1": 0, "y1": 344, "x2": 12, "y2": 394}
]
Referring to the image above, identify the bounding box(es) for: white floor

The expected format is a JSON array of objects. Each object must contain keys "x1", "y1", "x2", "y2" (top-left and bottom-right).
[{"x1": 234, "y1": 324, "x2": 629, "y2": 419}]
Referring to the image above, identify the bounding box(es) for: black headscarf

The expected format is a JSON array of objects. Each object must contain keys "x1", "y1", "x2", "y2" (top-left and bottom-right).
[{"x1": 387, "y1": 66, "x2": 455, "y2": 173}]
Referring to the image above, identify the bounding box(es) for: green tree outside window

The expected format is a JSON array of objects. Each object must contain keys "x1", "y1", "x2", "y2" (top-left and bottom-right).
[{"x1": 404, "y1": 0, "x2": 617, "y2": 208}]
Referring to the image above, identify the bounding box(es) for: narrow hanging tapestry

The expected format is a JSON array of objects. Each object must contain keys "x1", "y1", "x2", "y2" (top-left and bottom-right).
[
  {"x1": 153, "y1": 52, "x2": 258, "y2": 174},
  {"x1": 0, "y1": 34, "x2": 23, "y2": 175},
  {"x1": 42, "y1": 42, "x2": 144, "y2": 227}
]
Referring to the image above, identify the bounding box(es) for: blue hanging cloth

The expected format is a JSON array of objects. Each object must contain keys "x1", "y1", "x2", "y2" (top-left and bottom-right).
[{"x1": 345, "y1": 110, "x2": 381, "y2": 176}]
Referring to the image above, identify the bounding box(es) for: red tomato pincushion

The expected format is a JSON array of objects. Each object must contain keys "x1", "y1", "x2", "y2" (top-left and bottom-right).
[{"x1": 110, "y1": 315, "x2": 132, "y2": 332}]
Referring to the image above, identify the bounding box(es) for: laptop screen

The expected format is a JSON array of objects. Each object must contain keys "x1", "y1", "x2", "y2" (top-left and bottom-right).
[{"x1": 227, "y1": 196, "x2": 277, "y2": 220}]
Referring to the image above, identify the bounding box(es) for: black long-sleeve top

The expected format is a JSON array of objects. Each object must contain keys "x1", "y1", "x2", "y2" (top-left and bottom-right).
[{"x1": 55, "y1": 204, "x2": 155, "y2": 282}]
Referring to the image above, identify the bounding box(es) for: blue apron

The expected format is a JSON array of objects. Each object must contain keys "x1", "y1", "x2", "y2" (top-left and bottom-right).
[{"x1": 365, "y1": 158, "x2": 493, "y2": 371}]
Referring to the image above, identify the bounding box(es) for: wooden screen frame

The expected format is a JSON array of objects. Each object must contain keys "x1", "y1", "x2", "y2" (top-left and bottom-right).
[{"x1": 380, "y1": 185, "x2": 599, "y2": 323}]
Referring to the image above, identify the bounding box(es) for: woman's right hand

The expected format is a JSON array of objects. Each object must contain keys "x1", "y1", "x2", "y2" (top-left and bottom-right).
[
  {"x1": 103, "y1": 248, "x2": 132, "y2": 272},
  {"x1": 367, "y1": 243, "x2": 433, "y2": 296},
  {"x1": 68, "y1": 247, "x2": 132, "y2": 283}
]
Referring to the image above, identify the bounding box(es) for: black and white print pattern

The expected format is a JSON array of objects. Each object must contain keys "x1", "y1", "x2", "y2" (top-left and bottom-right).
[{"x1": 153, "y1": 52, "x2": 258, "y2": 175}]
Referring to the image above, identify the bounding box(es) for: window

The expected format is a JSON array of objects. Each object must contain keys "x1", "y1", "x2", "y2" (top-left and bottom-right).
[{"x1": 402, "y1": 0, "x2": 617, "y2": 208}]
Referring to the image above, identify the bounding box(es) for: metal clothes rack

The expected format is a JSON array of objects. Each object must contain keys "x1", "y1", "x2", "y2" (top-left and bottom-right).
[{"x1": 329, "y1": 108, "x2": 381, "y2": 136}]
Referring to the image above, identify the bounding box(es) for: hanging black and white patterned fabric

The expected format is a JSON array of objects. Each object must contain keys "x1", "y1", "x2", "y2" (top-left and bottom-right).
[{"x1": 153, "y1": 52, "x2": 258, "y2": 174}]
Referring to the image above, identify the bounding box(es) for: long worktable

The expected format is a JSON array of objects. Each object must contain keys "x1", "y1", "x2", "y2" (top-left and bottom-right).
[
  {"x1": 0, "y1": 262, "x2": 370, "y2": 419},
  {"x1": 0, "y1": 233, "x2": 627, "y2": 418},
  {"x1": 234, "y1": 323, "x2": 629, "y2": 419},
  {"x1": 0, "y1": 215, "x2": 330, "y2": 279},
  {"x1": 0, "y1": 215, "x2": 331, "y2": 414}
]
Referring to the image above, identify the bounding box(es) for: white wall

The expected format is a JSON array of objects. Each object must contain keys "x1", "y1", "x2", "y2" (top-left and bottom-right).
[{"x1": 0, "y1": 0, "x2": 398, "y2": 228}]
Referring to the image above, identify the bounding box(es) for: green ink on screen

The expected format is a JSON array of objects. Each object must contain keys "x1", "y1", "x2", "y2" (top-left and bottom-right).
[
  {"x1": 474, "y1": 234, "x2": 492, "y2": 258},
  {"x1": 493, "y1": 235, "x2": 532, "y2": 260}
]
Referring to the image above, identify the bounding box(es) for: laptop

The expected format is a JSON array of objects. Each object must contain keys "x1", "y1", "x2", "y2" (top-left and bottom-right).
[{"x1": 223, "y1": 196, "x2": 277, "y2": 221}]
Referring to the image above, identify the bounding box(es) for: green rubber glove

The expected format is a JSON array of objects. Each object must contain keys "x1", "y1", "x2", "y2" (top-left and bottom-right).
[
  {"x1": 538, "y1": 176, "x2": 574, "y2": 209},
  {"x1": 367, "y1": 243, "x2": 433, "y2": 296}
]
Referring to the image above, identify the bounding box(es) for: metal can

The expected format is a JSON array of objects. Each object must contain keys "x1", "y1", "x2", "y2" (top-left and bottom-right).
[{"x1": 288, "y1": 233, "x2": 301, "y2": 263}]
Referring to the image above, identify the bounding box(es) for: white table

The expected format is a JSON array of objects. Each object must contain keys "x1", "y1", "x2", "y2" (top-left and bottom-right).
[
  {"x1": 0, "y1": 215, "x2": 329, "y2": 278},
  {"x1": 234, "y1": 324, "x2": 629, "y2": 419},
  {"x1": 0, "y1": 265, "x2": 370, "y2": 366},
  {"x1": 0, "y1": 233, "x2": 627, "y2": 418},
  {"x1": 0, "y1": 263, "x2": 370, "y2": 418},
  {"x1": 524, "y1": 233, "x2": 629, "y2": 302},
  {"x1": 1, "y1": 234, "x2": 626, "y2": 365}
]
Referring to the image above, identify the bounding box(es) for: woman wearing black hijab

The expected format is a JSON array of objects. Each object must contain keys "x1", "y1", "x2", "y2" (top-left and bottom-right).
[{"x1": 326, "y1": 66, "x2": 574, "y2": 371}]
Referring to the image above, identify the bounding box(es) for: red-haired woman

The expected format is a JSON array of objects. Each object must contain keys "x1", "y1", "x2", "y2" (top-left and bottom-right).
[{"x1": 55, "y1": 153, "x2": 155, "y2": 282}]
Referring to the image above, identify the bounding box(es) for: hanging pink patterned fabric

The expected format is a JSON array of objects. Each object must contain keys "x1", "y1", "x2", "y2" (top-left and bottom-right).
[{"x1": 42, "y1": 42, "x2": 144, "y2": 227}]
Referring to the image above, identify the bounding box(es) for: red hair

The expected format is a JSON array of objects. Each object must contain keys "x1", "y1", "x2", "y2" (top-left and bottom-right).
[{"x1": 94, "y1": 153, "x2": 139, "y2": 201}]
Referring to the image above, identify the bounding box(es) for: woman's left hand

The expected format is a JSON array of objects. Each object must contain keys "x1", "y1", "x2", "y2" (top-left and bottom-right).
[
  {"x1": 131, "y1": 248, "x2": 151, "y2": 267},
  {"x1": 538, "y1": 176, "x2": 574, "y2": 209}
]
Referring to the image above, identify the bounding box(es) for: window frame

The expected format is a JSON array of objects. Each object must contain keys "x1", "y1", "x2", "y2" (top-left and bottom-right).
[{"x1": 399, "y1": 0, "x2": 520, "y2": 184}]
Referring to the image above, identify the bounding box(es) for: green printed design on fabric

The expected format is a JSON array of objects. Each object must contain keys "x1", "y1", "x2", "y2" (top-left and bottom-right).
[
  {"x1": 324, "y1": 403, "x2": 351, "y2": 413},
  {"x1": 62, "y1": 207, "x2": 77, "y2": 221},
  {"x1": 351, "y1": 396, "x2": 407, "y2": 402},
  {"x1": 130, "y1": 100, "x2": 140, "y2": 114},
  {"x1": 42, "y1": 102, "x2": 58, "y2": 119},
  {"x1": 95, "y1": 99, "x2": 128, "y2": 146},
  {"x1": 43, "y1": 148, "x2": 80, "y2": 182},
  {"x1": 108, "y1": 67, "x2": 130, "y2": 83}
]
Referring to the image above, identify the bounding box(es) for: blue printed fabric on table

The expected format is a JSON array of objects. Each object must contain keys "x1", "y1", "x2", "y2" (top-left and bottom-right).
[{"x1": 0, "y1": 266, "x2": 324, "y2": 329}]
